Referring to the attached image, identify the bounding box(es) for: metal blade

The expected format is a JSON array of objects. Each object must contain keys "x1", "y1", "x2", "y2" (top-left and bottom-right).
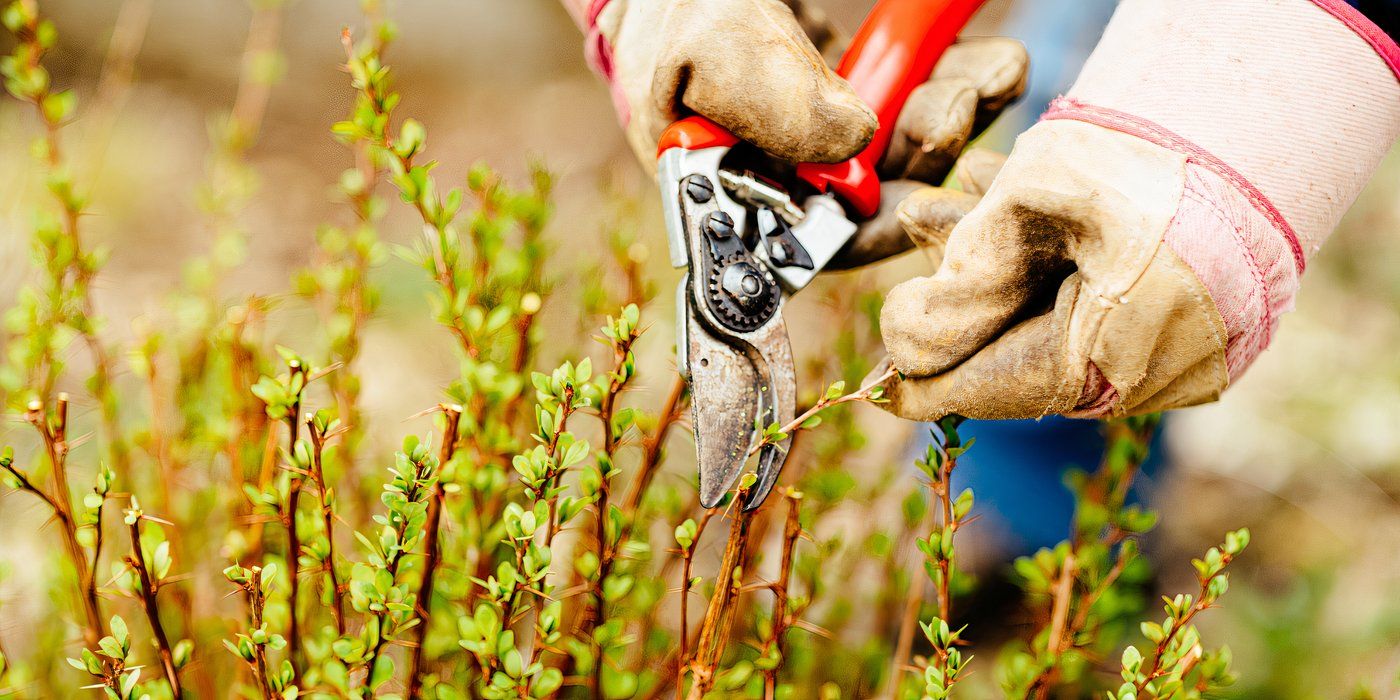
[
  {"x1": 684, "y1": 305, "x2": 760, "y2": 509},
  {"x1": 662, "y1": 152, "x2": 800, "y2": 512},
  {"x1": 683, "y1": 293, "x2": 796, "y2": 510},
  {"x1": 739, "y1": 316, "x2": 795, "y2": 511}
]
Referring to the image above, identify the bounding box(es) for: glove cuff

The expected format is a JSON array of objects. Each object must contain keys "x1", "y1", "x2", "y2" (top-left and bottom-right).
[
  {"x1": 1065, "y1": 0, "x2": 1400, "y2": 260},
  {"x1": 581, "y1": 0, "x2": 631, "y2": 125},
  {"x1": 1044, "y1": 101, "x2": 1302, "y2": 394}
]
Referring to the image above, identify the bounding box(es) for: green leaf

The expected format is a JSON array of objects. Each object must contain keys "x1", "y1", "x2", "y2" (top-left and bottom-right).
[
  {"x1": 674, "y1": 518, "x2": 697, "y2": 550},
  {"x1": 98, "y1": 636, "x2": 124, "y2": 660},
  {"x1": 601, "y1": 667, "x2": 638, "y2": 699},
  {"x1": 110, "y1": 615, "x2": 129, "y2": 650},
  {"x1": 396, "y1": 118, "x2": 426, "y2": 158}
]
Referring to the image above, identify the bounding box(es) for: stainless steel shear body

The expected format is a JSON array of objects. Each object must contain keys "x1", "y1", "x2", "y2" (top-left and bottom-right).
[
  {"x1": 655, "y1": 0, "x2": 987, "y2": 511},
  {"x1": 659, "y1": 144, "x2": 857, "y2": 510}
]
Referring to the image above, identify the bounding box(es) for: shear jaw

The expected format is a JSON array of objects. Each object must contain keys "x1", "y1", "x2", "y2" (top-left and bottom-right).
[
  {"x1": 659, "y1": 146, "x2": 790, "y2": 510},
  {"x1": 658, "y1": 144, "x2": 856, "y2": 511}
]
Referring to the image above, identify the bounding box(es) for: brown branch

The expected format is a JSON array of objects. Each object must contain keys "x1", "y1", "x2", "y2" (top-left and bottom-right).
[
  {"x1": 747, "y1": 366, "x2": 896, "y2": 458},
  {"x1": 81, "y1": 0, "x2": 153, "y2": 181},
  {"x1": 1046, "y1": 550, "x2": 1076, "y2": 652},
  {"x1": 243, "y1": 417, "x2": 281, "y2": 565},
  {"x1": 671, "y1": 508, "x2": 715, "y2": 700},
  {"x1": 125, "y1": 510, "x2": 182, "y2": 698},
  {"x1": 24, "y1": 397, "x2": 105, "y2": 649},
  {"x1": 621, "y1": 374, "x2": 687, "y2": 516},
  {"x1": 1134, "y1": 563, "x2": 1233, "y2": 694},
  {"x1": 1, "y1": 454, "x2": 61, "y2": 514},
  {"x1": 887, "y1": 426, "x2": 960, "y2": 698},
  {"x1": 1028, "y1": 417, "x2": 1160, "y2": 696},
  {"x1": 7, "y1": 1, "x2": 128, "y2": 473},
  {"x1": 305, "y1": 414, "x2": 346, "y2": 636},
  {"x1": 543, "y1": 385, "x2": 579, "y2": 547},
  {"x1": 228, "y1": 0, "x2": 283, "y2": 149},
  {"x1": 407, "y1": 404, "x2": 462, "y2": 700},
  {"x1": 357, "y1": 449, "x2": 436, "y2": 692},
  {"x1": 686, "y1": 488, "x2": 756, "y2": 700},
  {"x1": 282, "y1": 361, "x2": 306, "y2": 683},
  {"x1": 890, "y1": 524, "x2": 932, "y2": 695},
  {"x1": 244, "y1": 567, "x2": 276, "y2": 700},
  {"x1": 762, "y1": 494, "x2": 802, "y2": 699},
  {"x1": 498, "y1": 307, "x2": 541, "y2": 431},
  {"x1": 1066, "y1": 545, "x2": 1131, "y2": 639},
  {"x1": 556, "y1": 321, "x2": 642, "y2": 698},
  {"x1": 138, "y1": 339, "x2": 181, "y2": 514}
]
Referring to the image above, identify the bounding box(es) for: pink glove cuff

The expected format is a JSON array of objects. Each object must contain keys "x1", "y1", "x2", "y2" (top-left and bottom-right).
[
  {"x1": 1048, "y1": 0, "x2": 1400, "y2": 415},
  {"x1": 582, "y1": 0, "x2": 631, "y2": 125},
  {"x1": 1048, "y1": 99, "x2": 1302, "y2": 414},
  {"x1": 1310, "y1": 0, "x2": 1400, "y2": 76},
  {"x1": 1066, "y1": 0, "x2": 1400, "y2": 258}
]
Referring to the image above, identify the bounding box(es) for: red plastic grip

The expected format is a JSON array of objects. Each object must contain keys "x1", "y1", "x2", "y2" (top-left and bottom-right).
[
  {"x1": 797, "y1": 0, "x2": 987, "y2": 217},
  {"x1": 656, "y1": 0, "x2": 986, "y2": 218},
  {"x1": 657, "y1": 115, "x2": 740, "y2": 153}
]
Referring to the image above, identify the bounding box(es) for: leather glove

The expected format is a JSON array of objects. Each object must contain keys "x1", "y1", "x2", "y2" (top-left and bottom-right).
[
  {"x1": 583, "y1": 0, "x2": 877, "y2": 165},
  {"x1": 576, "y1": 0, "x2": 1028, "y2": 264},
  {"x1": 876, "y1": 0, "x2": 1400, "y2": 421}
]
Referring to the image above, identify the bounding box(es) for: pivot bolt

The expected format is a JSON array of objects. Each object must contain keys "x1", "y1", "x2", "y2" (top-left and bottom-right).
[
  {"x1": 684, "y1": 176, "x2": 714, "y2": 203},
  {"x1": 721, "y1": 262, "x2": 767, "y2": 312},
  {"x1": 703, "y1": 211, "x2": 735, "y2": 240}
]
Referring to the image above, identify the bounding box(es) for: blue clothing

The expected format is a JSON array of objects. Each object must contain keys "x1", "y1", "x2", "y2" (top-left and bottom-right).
[
  {"x1": 913, "y1": 418, "x2": 1165, "y2": 555},
  {"x1": 1348, "y1": 1, "x2": 1399, "y2": 40}
]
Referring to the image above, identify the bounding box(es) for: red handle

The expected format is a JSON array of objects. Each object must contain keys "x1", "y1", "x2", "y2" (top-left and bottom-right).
[
  {"x1": 796, "y1": 0, "x2": 987, "y2": 217},
  {"x1": 657, "y1": 0, "x2": 986, "y2": 219}
]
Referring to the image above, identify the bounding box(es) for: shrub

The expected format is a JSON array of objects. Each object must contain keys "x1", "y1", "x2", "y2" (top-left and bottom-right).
[{"x1": 0, "y1": 2, "x2": 1248, "y2": 698}]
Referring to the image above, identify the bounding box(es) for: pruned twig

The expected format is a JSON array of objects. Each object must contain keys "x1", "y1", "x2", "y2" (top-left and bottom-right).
[
  {"x1": 407, "y1": 404, "x2": 462, "y2": 699},
  {"x1": 124, "y1": 501, "x2": 182, "y2": 697}
]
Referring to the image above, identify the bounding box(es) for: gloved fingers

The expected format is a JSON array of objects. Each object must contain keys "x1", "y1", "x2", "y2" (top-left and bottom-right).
[
  {"x1": 873, "y1": 239, "x2": 1233, "y2": 421},
  {"x1": 895, "y1": 186, "x2": 980, "y2": 267},
  {"x1": 660, "y1": 0, "x2": 876, "y2": 164},
  {"x1": 950, "y1": 148, "x2": 1006, "y2": 196},
  {"x1": 827, "y1": 180, "x2": 926, "y2": 270},
  {"x1": 878, "y1": 196, "x2": 1078, "y2": 377},
  {"x1": 879, "y1": 37, "x2": 1028, "y2": 182},
  {"x1": 826, "y1": 176, "x2": 981, "y2": 270},
  {"x1": 872, "y1": 276, "x2": 1084, "y2": 421},
  {"x1": 881, "y1": 79, "x2": 977, "y2": 182},
  {"x1": 932, "y1": 37, "x2": 1030, "y2": 130}
]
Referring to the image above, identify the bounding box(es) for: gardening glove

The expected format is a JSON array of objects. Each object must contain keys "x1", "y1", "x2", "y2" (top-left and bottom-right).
[
  {"x1": 875, "y1": 0, "x2": 1400, "y2": 421},
  {"x1": 578, "y1": 0, "x2": 878, "y2": 165}
]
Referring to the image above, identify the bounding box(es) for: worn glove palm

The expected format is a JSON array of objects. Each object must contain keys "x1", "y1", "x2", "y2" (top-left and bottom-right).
[{"x1": 880, "y1": 120, "x2": 1238, "y2": 419}]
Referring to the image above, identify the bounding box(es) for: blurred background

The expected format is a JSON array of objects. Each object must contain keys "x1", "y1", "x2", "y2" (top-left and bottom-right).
[{"x1": 1, "y1": 0, "x2": 1398, "y2": 696}]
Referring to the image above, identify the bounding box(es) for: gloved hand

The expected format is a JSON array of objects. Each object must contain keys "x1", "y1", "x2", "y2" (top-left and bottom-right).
[
  {"x1": 577, "y1": 0, "x2": 1028, "y2": 264},
  {"x1": 876, "y1": 0, "x2": 1400, "y2": 420},
  {"x1": 583, "y1": 0, "x2": 876, "y2": 165}
]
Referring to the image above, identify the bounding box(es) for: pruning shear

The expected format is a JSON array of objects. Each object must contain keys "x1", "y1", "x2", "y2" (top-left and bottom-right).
[{"x1": 658, "y1": 0, "x2": 988, "y2": 511}]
